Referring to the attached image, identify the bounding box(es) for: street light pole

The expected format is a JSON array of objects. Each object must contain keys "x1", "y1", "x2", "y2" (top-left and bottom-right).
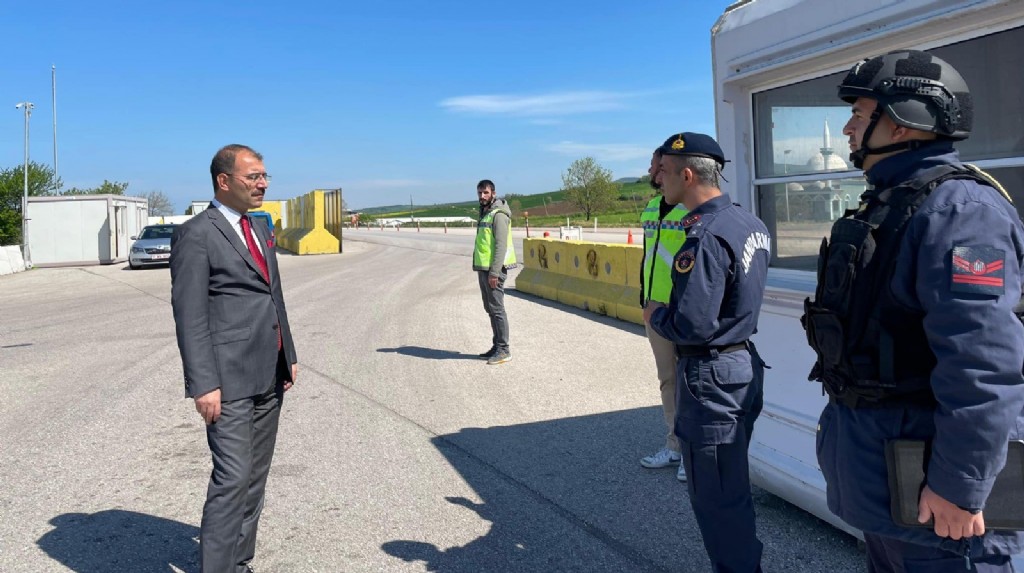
[
  {"x1": 52, "y1": 65, "x2": 59, "y2": 190},
  {"x1": 15, "y1": 102, "x2": 34, "y2": 267}
]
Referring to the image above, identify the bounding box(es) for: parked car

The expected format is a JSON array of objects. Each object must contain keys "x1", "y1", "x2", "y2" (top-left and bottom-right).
[
  {"x1": 128, "y1": 224, "x2": 176, "y2": 269},
  {"x1": 248, "y1": 210, "x2": 276, "y2": 244}
]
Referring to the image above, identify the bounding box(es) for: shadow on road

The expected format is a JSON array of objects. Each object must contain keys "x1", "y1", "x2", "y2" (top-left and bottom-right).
[
  {"x1": 382, "y1": 407, "x2": 688, "y2": 572},
  {"x1": 38, "y1": 509, "x2": 199, "y2": 573},
  {"x1": 381, "y1": 407, "x2": 861, "y2": 572},
  {"x1": 377, "y1": 346, "x2": 480, "y2": 361}
]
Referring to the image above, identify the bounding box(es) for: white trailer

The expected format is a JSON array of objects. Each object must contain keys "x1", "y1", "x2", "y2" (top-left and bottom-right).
[
  {"x1": 711, "y1": 0, "x2": 1024, "y2": 548},
  {"x1": 26, "y1": 194, "x2": 148, "y2": 267}
]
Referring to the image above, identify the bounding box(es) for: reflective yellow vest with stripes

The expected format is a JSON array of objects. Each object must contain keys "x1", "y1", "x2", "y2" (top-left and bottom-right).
[
  {"x1": 640, "y1": 196, "x2": 688, "y2": 304},
  {"x1": 473, "y1": 205, "x2": 517, "y2": 269}
]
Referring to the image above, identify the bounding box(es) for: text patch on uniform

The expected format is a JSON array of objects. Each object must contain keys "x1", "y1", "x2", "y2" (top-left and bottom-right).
[{"x1": 951, "y1": 245, "x2": 1005, "y2": 295}]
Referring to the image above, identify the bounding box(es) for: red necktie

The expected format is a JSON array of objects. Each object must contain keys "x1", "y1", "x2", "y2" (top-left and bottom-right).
[
  {"x1": 240, "y1": 215, "x2": 282, "y2": 351},
  {"x1": 240, "y1": 215, "x2": 269, "y2": 282}
]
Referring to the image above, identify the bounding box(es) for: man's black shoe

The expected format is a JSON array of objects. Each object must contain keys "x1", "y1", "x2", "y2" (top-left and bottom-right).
[
  {"x1": 478, "y1": 347, "x2": 497, "y2": 359},
  {"x1": 487, "y1": 350, "x2": 512, "y2": 365}
]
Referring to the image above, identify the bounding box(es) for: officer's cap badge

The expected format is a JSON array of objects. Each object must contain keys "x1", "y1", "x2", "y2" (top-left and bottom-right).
[{"x1": 671, "y1": 135, "x2": 686, "y2": 150}]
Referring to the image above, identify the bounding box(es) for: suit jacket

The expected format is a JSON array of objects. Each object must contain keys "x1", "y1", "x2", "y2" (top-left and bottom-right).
[{"x1": 170, "y1": 206, "x2": 297, "y2": 401}]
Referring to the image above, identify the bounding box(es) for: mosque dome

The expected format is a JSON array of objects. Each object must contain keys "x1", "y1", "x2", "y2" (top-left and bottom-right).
[
  {"x1": 806, "y1": 152, "x2": 849, "y2": 171},
  {"x1": 806, "y1": 118, "x2": 849, "y2": 171}
]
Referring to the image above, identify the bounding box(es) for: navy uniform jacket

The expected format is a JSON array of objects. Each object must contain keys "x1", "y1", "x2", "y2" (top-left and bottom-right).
[
  {"x1": 816, "y1": 142, "x2": 1024, "y2": 556},
  {"x1": 650, "y1": 194, "x2": 771, "y2": 445},
  {"x1": 650, "y1": 194, "x2": 770, "y2": 347}
]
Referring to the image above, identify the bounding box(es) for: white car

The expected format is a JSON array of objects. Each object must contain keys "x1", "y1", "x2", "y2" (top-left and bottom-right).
[{"x1": 128, "y1": 224, "x2": 176, "y2": 269}]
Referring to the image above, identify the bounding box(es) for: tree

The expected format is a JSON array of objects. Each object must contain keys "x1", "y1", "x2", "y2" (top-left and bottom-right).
[
  {"x1": 0, "y1": 161, "x2": 61, "y2": 245},
  {"x1": 61, "y1": 179, "x2": 129, "y2": 196},
  {"x1": 561, "y1": 157, "x2": 618, "y2": 221},
  {"x1": 136, "y1": 190, "x2": 174, "y2": 216}
]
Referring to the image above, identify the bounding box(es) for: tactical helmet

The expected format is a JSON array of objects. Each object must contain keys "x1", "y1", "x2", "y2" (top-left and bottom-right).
[{"x1": 838, "y1": 50, "x2": 972, "y2": 140}]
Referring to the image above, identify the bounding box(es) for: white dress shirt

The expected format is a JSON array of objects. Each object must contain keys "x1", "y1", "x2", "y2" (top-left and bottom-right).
[{"x1": 211, "y1": 199, "x2": 263, "y2": 255}]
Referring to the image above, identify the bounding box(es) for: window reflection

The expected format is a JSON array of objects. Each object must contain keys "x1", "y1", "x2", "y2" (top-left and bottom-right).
[
  {"x1": 750, "y1": 25, "x2": 1024, "y2": 270},
  {"x1": 758, "y1": 176, "x2": 867, "y2": 271},
  {"x1": 768, "y1": 109, "x2": 852, "y2": 177}
]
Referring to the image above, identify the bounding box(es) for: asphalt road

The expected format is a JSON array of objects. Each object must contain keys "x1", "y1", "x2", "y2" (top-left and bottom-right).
[{"x1": 0, "y1": 231, "x2": 865, "y2": 572}]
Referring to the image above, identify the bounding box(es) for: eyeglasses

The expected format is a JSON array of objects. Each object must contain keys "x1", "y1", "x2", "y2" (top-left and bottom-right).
[{"x1": 227, "y1": 172, "x2": 272, "y2": 183}]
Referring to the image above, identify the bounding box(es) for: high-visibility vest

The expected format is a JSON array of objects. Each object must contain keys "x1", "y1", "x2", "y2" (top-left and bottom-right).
[
  {"x1": 640, "y1": 196, "x2": 688, "y2": 304},
  {"x1": 473, "y1": 203, "x2": 516, "y2": 270}
]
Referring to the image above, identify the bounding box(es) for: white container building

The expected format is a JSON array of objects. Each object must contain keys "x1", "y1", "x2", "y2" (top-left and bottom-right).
[{"x1": 26, "y1": 195, "x2": 148, "y2": 267}]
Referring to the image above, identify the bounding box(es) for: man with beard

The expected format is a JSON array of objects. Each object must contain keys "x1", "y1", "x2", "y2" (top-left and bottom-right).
[{"x1": 473, "y1": 179, "x2": 516, "y2": 365}]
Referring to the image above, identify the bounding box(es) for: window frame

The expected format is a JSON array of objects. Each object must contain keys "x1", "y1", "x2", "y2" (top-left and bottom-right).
[{"x1": 745, "y1": 23, "x2": 1024, "y2": 278}]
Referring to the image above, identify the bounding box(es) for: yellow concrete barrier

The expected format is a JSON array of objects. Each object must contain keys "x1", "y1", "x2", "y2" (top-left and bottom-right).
[
  {"x1": 517, "y1": 237, "x2": 644, "y2": 325},
  {"x1": 252, "y1": 200, "x2": 285, "y2": 232},
  {"x1": 278, "y1": 190, "x2": 340, "y2": 255},
  {"x1": 618, "y1": 247, "x2": 645, "y2": 324}
]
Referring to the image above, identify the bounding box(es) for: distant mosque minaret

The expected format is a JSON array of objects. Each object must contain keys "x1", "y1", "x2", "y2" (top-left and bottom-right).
[{"x1": 806, "y1": 117, "x2": 848, "y2": 171}]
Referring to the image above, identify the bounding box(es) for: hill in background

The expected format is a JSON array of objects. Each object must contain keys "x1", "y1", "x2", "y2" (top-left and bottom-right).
[{"x1": 355, "y1": 178, "x2": 658, "y2": 227}]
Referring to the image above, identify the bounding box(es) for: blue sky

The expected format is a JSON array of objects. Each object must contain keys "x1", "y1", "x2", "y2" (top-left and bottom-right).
[{"x1": 1, "y1": 1, "x2": 733, "y2": 213}]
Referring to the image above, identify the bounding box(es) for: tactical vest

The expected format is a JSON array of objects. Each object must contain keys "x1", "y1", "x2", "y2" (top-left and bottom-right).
[
  {"x1": 474, "y1": 205, "x2": 516, "y2": 270},
  {"x1": 640, "y1": 197, "x2": 689, "y2": 305},
  {"x1": 802, "y1": 164, "x2": 1020, "y2": 407}
]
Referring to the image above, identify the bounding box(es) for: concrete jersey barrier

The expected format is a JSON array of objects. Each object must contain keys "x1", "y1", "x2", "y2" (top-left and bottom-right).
[
  {"x1": 517, "y1": 237, "x2": 644, "y2": 325},
  {"x1": 0, "y1": 245, "x2": 27, "y2": 275}
]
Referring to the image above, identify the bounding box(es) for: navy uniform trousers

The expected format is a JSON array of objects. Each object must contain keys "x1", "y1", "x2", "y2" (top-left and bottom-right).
[
  {"x1": 864, "y1": 534, "x2": 1014, "y2": 572},
  {"x1": 677, "y1": 347, "x2": 765, "y2": 573}
]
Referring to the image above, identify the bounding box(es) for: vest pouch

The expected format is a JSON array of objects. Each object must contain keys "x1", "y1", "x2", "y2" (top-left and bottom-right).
[
  {"x1": 803, "y1": 298, "x2": 845, "y2": 369},
  {"x1": 818, "y1": 218, "x2": 873, "y2": 313}
]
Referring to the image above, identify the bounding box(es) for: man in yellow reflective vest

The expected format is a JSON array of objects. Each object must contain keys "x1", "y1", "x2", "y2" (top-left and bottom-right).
[
  {"x1": 639, "y1": 148, "x2": 690, "y2": 481},
  {"x1": 473, "y1": 179, "x2": 517, "y2": 365}
]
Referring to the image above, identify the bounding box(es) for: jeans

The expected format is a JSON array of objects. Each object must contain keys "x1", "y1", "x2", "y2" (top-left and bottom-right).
[{"x1": 477, "y1": 269, "x2": 509, "y2": 352}]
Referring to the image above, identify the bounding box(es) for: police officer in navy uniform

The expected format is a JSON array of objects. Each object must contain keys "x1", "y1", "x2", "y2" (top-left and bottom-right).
[
  {"x1": 805, "y1": 50, "x2": 1024, "y2": 571},
  {"x1": 644, "y1": 132, "x2": 770, "y2": 573}
]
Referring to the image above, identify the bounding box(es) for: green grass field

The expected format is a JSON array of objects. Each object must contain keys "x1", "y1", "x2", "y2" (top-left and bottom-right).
[{"x1": 359, "y1": 180, "x2": 658, "y2": 228}]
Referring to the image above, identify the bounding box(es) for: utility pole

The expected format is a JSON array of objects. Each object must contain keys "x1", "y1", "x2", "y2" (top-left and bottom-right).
[
  {"x1": 15, "y1": 102, "x2": 35, "y2": 267},
  {"x1": 52, "y1": 65, "x2": 59, "y2": 190},
  {"x1": 410, "y1": 194, "x2": 414, "y2": 223}
]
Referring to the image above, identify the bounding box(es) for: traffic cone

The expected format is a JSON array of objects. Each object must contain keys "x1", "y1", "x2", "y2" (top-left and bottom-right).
[{"x1": 627, "y1": 229, "x2": 634, "y2": 244}]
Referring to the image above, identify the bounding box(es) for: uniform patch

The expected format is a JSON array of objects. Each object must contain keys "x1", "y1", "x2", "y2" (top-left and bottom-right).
[
  {"x1": 682, "y1": 213, "x2": 702, "y2": 228},
  {"x1": 741, "y1": 232, "x2": 771, "y2": 274},
  {"x1": 951, "y1": 245, "x2": 1004, "y2": 295},
  {"x1": 674, "y1": 248, "x2": 695, "y2": 274}
]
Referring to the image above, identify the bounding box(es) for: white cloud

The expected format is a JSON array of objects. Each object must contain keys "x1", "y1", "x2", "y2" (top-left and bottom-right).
[
  {"x1": 439, "y1": 90, "x2": 635, "y2": 116},
  {"x1": 544, "y1": 141, "x2": 653, "y2": 162}
]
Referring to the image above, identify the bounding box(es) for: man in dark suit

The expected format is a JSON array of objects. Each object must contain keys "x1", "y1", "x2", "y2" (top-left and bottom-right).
[{"x1": 171, "y1": 144, "x2": 298, "y2": 573}]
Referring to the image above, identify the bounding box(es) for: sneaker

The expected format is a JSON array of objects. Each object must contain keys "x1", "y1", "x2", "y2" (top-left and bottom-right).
[
  {"x1": 640, "y1": 447, "x2": 681, "y2": 469},
  {"x1": 486, "y1": 350, "x2": 512, "y2": 365},
  {"x1": 676, "y1": 463, "x2": 687, "y2": 482},
  {"x1": 478, "y1": 347, "x2": 497, "y2": 359}
]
